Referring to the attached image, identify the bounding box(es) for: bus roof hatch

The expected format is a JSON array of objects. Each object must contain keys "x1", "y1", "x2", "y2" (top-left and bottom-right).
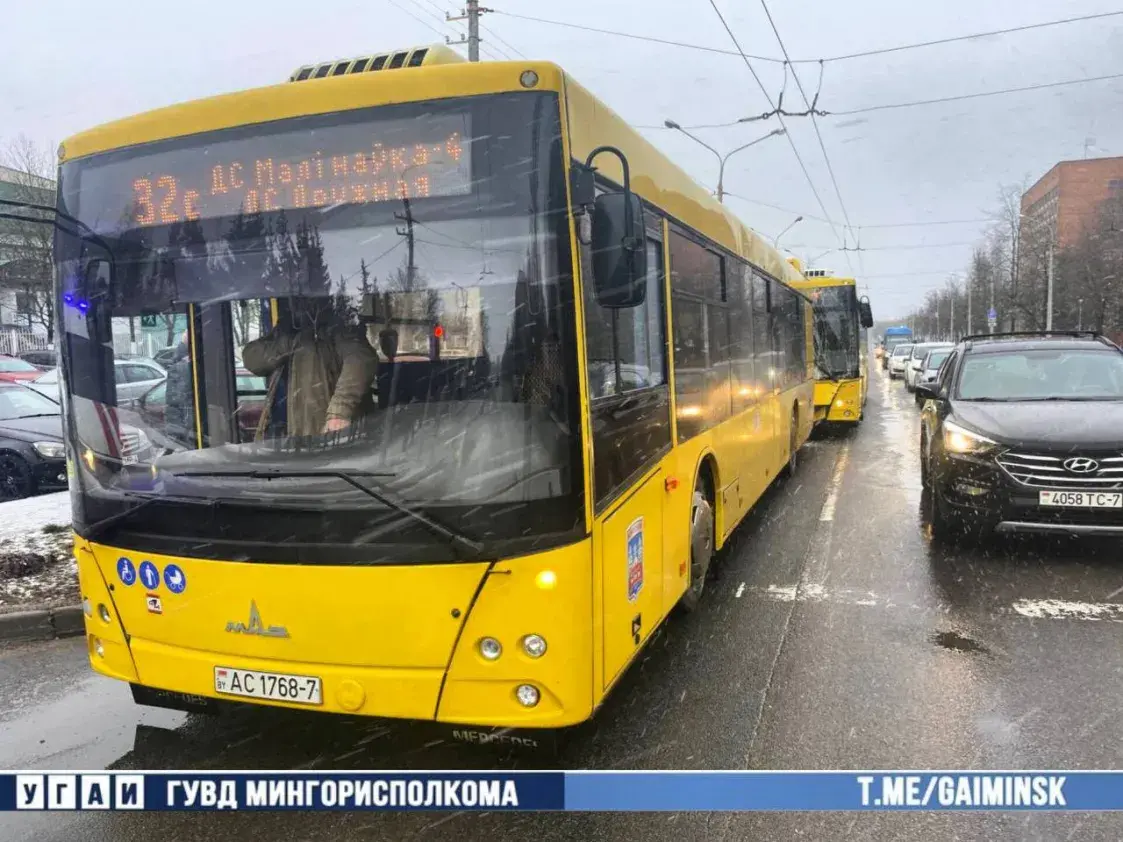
[{"x1": 288, "y1": 44, "x2": 466, "y2": 83}]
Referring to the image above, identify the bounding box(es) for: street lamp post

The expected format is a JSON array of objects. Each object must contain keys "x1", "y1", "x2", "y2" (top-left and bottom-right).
[
  {"x1": 772, "y1": 216, "x2": 803, "y2": 248},
  {"x1": 663, "y1": 121, "x2": 786, "y2": 203}
]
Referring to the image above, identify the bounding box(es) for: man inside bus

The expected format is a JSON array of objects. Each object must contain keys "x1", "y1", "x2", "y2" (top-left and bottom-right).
[
  {"x1": 242, "y1": 295, "x2": 379, "y2": 438},
  {"x1": 165, "y1": 329, "x2": 196, "y2": 447}
]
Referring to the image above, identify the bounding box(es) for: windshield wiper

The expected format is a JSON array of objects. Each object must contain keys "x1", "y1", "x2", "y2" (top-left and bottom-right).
[
  {"x1": 171, "y1": 468, "x2": 484, "y2": 558},
  {"x1": 14, "y1": 413, "x2": 59, "y2": 419},
  {"x1": 82, "y1": 492, "x2": 220, "y2": 542}
]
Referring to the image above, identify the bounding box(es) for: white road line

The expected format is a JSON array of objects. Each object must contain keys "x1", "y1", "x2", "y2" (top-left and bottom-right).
[
  {"x1": 818, "y1": 444, "x2": 850, "y2": 522},
  {"x1": 1011, "y1": 599, "x2": 1123, "y2": 622},
  {"x1": 746, "y1": 586, "x2": 1123, "y2": 623},
  {"x1": 735, "y1": 582, "x2": 746, "y2": 598}
]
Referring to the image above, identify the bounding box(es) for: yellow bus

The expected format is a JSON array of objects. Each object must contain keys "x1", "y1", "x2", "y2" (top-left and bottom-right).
[
  {"x1": 789, "y1": 269, "x2": 873, "y2": 424},
  {"x1": 58, "y1": 44, "x2": 815, "y2": 731}
]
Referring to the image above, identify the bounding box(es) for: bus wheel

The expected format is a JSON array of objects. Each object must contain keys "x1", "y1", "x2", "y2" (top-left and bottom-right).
[
  {"x1": 680, "y1": 479, "x2": 714, "y2": 613},
  {"x1": 782, "y1": 408, "x2": 799, "y2": 477}
]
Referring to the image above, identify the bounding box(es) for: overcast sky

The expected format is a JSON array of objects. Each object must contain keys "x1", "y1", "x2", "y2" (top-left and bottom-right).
[{"x1": 4, "y1": 0, "x2": 1122, "y2": 317}]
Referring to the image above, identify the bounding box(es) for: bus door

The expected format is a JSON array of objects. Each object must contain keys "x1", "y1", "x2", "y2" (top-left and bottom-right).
[{"x1": 581, "y1": 230, "x2": 670, "y2": 690}]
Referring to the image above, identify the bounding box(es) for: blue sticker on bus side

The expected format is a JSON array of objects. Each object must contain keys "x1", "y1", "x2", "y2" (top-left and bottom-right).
[
  {"x1": 116, "y1": 557, "x2": 136, "y2": 586},
  {"x1": 138, "y1": 561, "x2": 160, "y2": 591},
  {"x1": 164, "y1": 564, "x2": 186, "y2": 594},
  {"x1": 626, "y1": 517, "x2": 644, "y2": 603}
]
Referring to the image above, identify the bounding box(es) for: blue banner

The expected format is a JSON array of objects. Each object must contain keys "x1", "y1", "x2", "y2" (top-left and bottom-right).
[{"x1": 2, "y1": 771, "x2": 1121, "y2": 811}]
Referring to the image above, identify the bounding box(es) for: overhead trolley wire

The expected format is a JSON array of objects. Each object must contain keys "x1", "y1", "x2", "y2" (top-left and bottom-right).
[
  {"x1": 491, "y1": 8, "x2": 1123, "y2": 65},
  {"x1": 705, "y1": 0, "x2": 852, "y2": 272}
]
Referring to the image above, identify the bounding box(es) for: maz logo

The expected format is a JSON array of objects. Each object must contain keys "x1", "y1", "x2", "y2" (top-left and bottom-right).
[{"x1": 225, "y1": 601, "x2": 289, "y2": 638}]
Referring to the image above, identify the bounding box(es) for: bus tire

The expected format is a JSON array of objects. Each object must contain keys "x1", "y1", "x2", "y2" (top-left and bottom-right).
[
  {"x1": 782, "y1": 407, "x2": 799, "y2": 478},
  {"x1": 680, "y1": 476, "x2": 714, "y2": 614}
]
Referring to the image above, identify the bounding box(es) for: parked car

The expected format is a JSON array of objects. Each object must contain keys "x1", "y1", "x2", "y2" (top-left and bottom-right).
[
  {"x1": 135, "y1": 370, "x2": 267, "y2": 443},
  {"x1": 887, "y1": 343, "x2": 914, "y2": 379},
  {"x1": 914, "y1": 347, "x2": 954, "y2": 405},
  {"x1": 0, "y1": 382, "x2": 69, "y2": 499},
  {"x1": 0, "y1": 354, "x2": 42, "y2": 383},
  {"x1": 29, "y1": 358, "x2": 166, "y2": 403},
  {"x1": 905, "y1": 342, "x2": 953, "y2": 392},
  {"x1": 18, "y1": 349, "x2": 57, "y2": 370},
  {"x1": 152, "y1": 346, "x2": 179, "y2": 367},
  {"x1": 918, "y1": 332, "x2": 1123, "y2": 541}
]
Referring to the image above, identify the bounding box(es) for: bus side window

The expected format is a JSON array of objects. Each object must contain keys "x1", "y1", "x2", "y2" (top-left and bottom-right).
[{"x1": 582, "y1": 225, "x2": 671, "y2": 509}]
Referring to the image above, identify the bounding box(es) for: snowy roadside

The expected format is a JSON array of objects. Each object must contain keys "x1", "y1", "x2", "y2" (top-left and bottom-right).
[{"x1": 0, "y1": 492, "x2": 77, "y2": 614}]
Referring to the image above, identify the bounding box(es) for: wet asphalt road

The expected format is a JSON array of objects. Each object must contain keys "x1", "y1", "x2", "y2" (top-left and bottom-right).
[{"x1": 4, "y1": 360, "x2": 1123, "y2": 840}]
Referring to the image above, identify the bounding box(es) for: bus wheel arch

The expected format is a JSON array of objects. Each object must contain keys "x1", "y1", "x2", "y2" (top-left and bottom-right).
[{"x1": 680, "y1": 456, "x2": 716, "y2": 614}]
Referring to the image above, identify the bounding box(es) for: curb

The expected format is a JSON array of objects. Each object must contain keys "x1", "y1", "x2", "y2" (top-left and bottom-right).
[{"x1": 0, "y1": 605, "x2": 85, "y2": 643}]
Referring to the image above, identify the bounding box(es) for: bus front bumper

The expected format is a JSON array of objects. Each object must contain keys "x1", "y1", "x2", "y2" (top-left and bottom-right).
[{"x1": 75, "y1": 538, "x2": 595, "y2": 729}]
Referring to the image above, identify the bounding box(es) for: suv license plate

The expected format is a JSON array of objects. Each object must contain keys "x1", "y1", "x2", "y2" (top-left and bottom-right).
[
  {"x1": 214, "y1": 667, "x2": 322, "y2": 705},
  {"x1": 1039, "y1": 491, "x2": 1123, "y2": 508}
]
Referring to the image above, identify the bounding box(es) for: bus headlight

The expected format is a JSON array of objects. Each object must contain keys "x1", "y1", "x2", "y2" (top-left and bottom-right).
[
  {"x1": 97, "y1": 603, "x2": 111, "y2": 624},
  {"x1": 521, "y1": 634, "x2": 547, "y2": 658},
  {"x1": 515, "y1": 684, "x2": 540, "y2": 707},
  {"x1": 478, "y1": 637, "x2": 502, "y2": 660}
]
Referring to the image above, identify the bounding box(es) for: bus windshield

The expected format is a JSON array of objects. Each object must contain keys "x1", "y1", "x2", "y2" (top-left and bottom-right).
[
  {"x1": 810, "y1": 285, "x2": 859, "y2": 379},
  {"x1": 54, "y1": 92, "x2": 584, "y2": 562}
]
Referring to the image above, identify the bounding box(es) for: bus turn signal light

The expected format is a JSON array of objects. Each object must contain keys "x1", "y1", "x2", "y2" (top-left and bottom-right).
[{"x1": 665, "y1": 477, "x2": 679, "y2": 492}]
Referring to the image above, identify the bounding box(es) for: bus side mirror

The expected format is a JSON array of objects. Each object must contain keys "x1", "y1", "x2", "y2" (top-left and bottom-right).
[
  {"x1": 859, "y1": 297, "x2": 874, "y2": 329},
  {"x1": 591, "y1": 191, "x2": 647, "y2": 308}
]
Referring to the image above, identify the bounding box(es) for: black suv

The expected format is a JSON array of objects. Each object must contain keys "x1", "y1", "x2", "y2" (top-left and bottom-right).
[{"x1": 917, "y1": 332, "x2": 1123, "y2": 541}]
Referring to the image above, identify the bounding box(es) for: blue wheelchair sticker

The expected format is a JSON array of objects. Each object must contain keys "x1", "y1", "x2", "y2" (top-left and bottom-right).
[{"x1": 116, "y1": 557, "x2": 136, "y2": 586}]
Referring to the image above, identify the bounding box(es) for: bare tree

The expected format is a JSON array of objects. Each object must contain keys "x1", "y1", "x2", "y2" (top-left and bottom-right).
[{"x1": 0, "y1": 136, "x2": 56, "y2": 340}]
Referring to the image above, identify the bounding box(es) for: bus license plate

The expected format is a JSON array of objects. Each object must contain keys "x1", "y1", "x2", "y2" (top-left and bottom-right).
[
  {"x1": 213, "y1": 666, "x2": 322, "y2": 705},
  {"x1": 1039, "y1": 491, "x2": 1123, "y2": 508}
]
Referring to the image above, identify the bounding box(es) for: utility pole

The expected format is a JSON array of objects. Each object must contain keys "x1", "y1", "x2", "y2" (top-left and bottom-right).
[
  {"x1": 447, "y1": 1, "x2": 486, "y2": 62},
  {"x1": 1045, "y1": 244, "x2": 1055, "y2": 330},
  {"x1": 966, "y1": 277, "x2": 973, "y2": 336},
  {"x1": 949, "y1": 296, "x2": 955, "y2": 342}
]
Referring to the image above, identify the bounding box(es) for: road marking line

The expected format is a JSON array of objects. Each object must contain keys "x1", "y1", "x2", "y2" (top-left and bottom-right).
[
  {"x1": 1011, "y1": 599, "x2": 1123, "y2": 622},
  {"x1": 735, "y1": 582, "x2": 746, "y2": 598},
  {"x1": 747, "y1": 586, "x2": 1123, "y2": 623},
  {"x1": 819, "y1": 444, "x2": 850, "y2": 521}
]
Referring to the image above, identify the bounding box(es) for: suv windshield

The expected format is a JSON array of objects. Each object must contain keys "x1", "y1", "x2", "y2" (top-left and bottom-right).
[
  {"x1": 54, "y1": 92, "x2": 583, "y2": 562},
  {"x1": 891, "y1": 344, "x2": 914, "y2": 358},
  {"x1": 957, "y1": 348, "x2": 1123, "y2": 400}
]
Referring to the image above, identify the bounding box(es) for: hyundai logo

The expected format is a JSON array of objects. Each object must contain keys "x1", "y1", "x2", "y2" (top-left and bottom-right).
[{"x1": 1063, "y1": 457, "x2": 1100, "y2": 474}]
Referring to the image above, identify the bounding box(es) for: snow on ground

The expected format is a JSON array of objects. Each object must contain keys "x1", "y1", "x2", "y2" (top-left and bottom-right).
[{"x1": 0, "y1": 492, "x2": 77, "y2": 613}]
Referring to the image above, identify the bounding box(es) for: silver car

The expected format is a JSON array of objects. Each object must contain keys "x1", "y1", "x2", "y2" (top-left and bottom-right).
[{"x1": 29, "y1": 358, "x2": 167, "y2": 403}]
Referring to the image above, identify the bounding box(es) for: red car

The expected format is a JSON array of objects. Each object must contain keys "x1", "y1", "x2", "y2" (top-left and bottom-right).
[
  {"x1": 136, "y1": 371, "x2": 267, "y2": 443},
  {"x1": 0, "y1": 355, "x2": 43, "y2": 383}
]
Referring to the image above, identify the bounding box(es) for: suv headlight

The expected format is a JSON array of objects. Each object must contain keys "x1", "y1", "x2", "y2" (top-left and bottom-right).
[
  {"x1": 943, "y1": 420, "x2": 997, "y2": 455},
  {"x1": 32, "y1": 441, "x2": 65, "y2": 459}
]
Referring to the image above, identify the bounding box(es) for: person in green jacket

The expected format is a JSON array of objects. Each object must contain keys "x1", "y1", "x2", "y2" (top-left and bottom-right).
[{"x1": 243, "y1": 297, "x2": 378, "y2": 438}]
